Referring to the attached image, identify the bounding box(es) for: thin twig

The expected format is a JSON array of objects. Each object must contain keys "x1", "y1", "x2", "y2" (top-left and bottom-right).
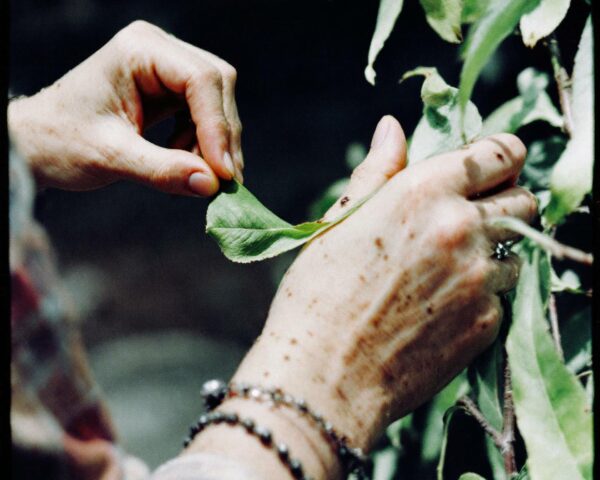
[
  {"x1": 488, "y1": 217, "x2": 594, "y2": 266},
  {"x1": 545, "y1": 34, "x2": 574, "y2": 137},
  {"x1": 458, "y1": 396, "x2": 504, "y2": 447},
  {"x1": 501, "y1": 357, "x2": 517, "y2": 477},
  {"x1": 548, "y1": 294, "x2": 564, "y2": 361}
]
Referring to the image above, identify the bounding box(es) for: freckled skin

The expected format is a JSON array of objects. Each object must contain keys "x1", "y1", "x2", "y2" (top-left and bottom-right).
[{"x1": 229, "y1": 133, "x2": 535, "y2": 459}]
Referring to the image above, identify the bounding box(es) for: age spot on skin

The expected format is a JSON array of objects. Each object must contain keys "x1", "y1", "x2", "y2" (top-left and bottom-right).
[
  {"x1": 263, "y1": 371, "x2": 270, "y2": 378},
  {"x1": 374, "y1": 237, "x2": 384, "y2": 249},
  {"x1": 306, "y1": 330, "x2": 314, "y2": 337},
  {"x1": 283, "y1": 354, "x2": 290, "y2": 362},
  {"x1": 336, "y1": 386, "x2": 348, "y2": 401},
  {"x1": 340, "y1": 196, "x2": 350, "y2": 206},
  {"x1": 290, "y1": 338, "x2": 298, "y2": 345}
]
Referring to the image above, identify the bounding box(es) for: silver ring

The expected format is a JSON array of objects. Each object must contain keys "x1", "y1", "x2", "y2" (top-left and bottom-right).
[{"x1": 493, "y1": 241, "x2": 513, "y2": 260}]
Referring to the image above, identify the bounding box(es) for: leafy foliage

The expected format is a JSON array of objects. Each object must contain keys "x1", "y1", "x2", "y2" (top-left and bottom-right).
[
  {"x1": 545, "y1": 16, "x2": 593, "y2": 224},
  {"x1": 204, "y1": 1, "x2": 593, "y2": 478},
  {"x1": 507, "y1": 243, "x2": 592, "y2": 479},
  {"x1": 402, "y1": 67, "x2": 482, "y2": 163}
]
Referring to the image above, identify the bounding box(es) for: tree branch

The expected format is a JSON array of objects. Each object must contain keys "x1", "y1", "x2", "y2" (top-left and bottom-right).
[
  {"x1": 548, "y1": 293, "x2": 564, "y2": 361},
  {"x1": 458, "y1": 396, "x2": 504, "y2": 447},
  {"x1": 545, "y1": 34, "x2": 574, "y2": 137},
  {"x1": 500, "y1": 356, "x2": 517, "y2": 477}
]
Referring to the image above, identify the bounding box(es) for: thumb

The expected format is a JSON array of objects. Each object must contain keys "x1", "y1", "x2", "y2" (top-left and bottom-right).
[
  {"x1": 324, "y1": 115, "x2": 407, "y2": 220},
  {"x1": 116, "y1": 130, "x2": 220, "y2": 196}
]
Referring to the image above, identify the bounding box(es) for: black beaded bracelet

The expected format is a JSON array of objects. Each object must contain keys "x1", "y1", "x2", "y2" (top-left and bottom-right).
[
  {"x1": 183, "y1": 410, "x2": 314, "y2": 480},
  {"x1": 200, "y1": 379, "x2": 370, "y2": 479}
]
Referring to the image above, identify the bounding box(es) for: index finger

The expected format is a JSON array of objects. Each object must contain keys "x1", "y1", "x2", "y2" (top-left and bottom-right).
[{"x1": 120, "y1": 22, "x2": 235, "y2": 181}]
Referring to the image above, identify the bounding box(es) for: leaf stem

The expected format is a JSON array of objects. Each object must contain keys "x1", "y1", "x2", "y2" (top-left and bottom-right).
[
  {"x1": 488, "y1": 217, "x2": 594, "y2": 265},
  {"x1": 544, "y1": 34, "x2": 574, "y2": 137},
  {"x1": 500, "y1": 359, "x2": 518, "y2": 477},
  {"x1": 458, "y1": 395, "x2": 504, "y2": 446},
  {"x1": 548, "y1": 293, "x2": 564, "y2": 361}
]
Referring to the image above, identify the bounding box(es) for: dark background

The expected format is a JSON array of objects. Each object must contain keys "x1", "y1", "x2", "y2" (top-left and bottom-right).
[{"x1": 9, "y1": 0, "x2": 592, "y2": 473}]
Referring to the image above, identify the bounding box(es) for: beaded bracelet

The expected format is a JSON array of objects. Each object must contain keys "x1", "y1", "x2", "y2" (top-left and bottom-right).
[
  {"x1": 200, "y1": 379, "x2": 370, "y2": 479},
  {"x1": 184, "y1": 410, "x2": 314, "y2": 480}
]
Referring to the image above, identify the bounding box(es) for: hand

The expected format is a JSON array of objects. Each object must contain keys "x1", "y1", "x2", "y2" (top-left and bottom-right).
[
  {"x1": 188, "y1": 116, "x2": 537, "y2": 479},
  {"x1": 8, "y1": 20, "x2": 243, "y2": 196}
]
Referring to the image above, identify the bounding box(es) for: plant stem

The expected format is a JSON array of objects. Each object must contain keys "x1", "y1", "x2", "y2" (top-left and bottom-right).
[
  {"x1": 458, "y1": 396, "x2": 504, "y2": 446},
  {"x1": 548, "y1": 293, "x2": 564, "y2": 361},
  {"x1": 500, "y1": 359, "x2": 518, "y2": 477},
  {"x1": 545, "y1": 34, "x2": 574, "y2": 137}
]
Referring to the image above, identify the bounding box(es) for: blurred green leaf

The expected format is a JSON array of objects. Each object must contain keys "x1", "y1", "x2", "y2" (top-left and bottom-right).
[
  {"x1": 519, "y1": 136, "x2": 567, "y2": 191},
  {"x1": 561, "y1": 306, "x2": 592, "y2": 374},
  {"x1": 506, "y1": 242, "x2": 593, "y2": 480},
  {"x1": 365, "y1": 0, "x2": 405, "y2": 85},
  {"x1": 206, "y1": 181, "x2": 367, "y2": 263},
  {"x1": 458, "y1": 0, "x2": 540, "y2": 125},
  {"x1": 372, "y1": 446, "x2": 400, "y2": 480},
  {"x1": 402, "y1": 67, "x2": 482, "y2": 163},
  {"x1": 546, "y1": 17, "x2": 593, "y2": 224},
  {"x1": 386, "y1": 412, "x2": 414, "y2": 449},
  {"x1": 468, "y1": 341, "x2": 506, "y2": 480},
  {"x1": 345, "y1": 142, "x2": 368, "y2": 170},
  {"x1": 469, "y1": 341, "x2": 503, "y2": 431},
  {"x1": 459, "y1": 474, "x2": 487, "y2": 480},
  {"x1": 308, "y1": 178, "x2": 349, "y2": 220},
  {"x1": 421, "y1": 370, "x2": 469, "y2": 462},
  {"x1": 550, "y1": 267, "x2": 582, "y2": 293},
  {"x1": 437, "y1": 406, "x2": 461, "y2": 480},
  {"x1": 420, "y1": 0, "x2": 464, "y2": 43},
  {"x1": 482, "y1": 68, "x2": 563, "y2": 136},
  {"x1": 520, "y1": 0, "x2": 571, "y2": 47},
  {"x1": 515, "y1": 464, "x2": 531, "y2": 479},
  {"x1": 461, "y1": 0, "x2": 491, "y2": 23}
]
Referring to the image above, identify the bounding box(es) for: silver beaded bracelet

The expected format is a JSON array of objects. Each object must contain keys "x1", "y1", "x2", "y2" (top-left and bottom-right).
[
  {"x1": 184, "y1": 410, "x2": 314, "y2": 480},
  {"x1": 199, "y1": 379, "x2": 370, "y2": 479}
]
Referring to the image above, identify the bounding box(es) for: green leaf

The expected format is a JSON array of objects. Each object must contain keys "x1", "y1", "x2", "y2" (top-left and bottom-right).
[
  {"x1": 206, "y1": 181, "x2": 368, "y2": 263},
  {"x1": 372, "y1": 446, "x2": 400, "y2": 480},
  {"x1": 520, "y1": 0, "x2": 571, "y2": 47},
  {"x1": 437, "y1": 405, "x2": 461, "y2": 480},
  {"x1": 420, "y1": 0, "x2": 464, "y2": 43},
  {"x1": 402, "y1": 67, "x2": 482, "y2": 163},
  {"x1": 420, "y1": 370, "x2": 469, "y2": 462},
  {"x1": 520, "y1": 136, "x2": 567, "y2": 191},
  {"x1": 386, "y1": 412, "x2": 413, "y2": 449},
  {"x1": 365, "y1": 0, "x2": 405, "y2": 85},
  {"x1": 459, "y1": 474, "x2": 487, "y2": 480},
  {"x1": 545, "y1": 17, "x2": 593, "y2": 224},
  {"x1": 469, "y1": 341, "x2": 503, "y2": 431},
  {"x1": 561, "y1": 306, "x2": 592, "y2": 374},
  {"x1": 506, "y1": 242, "x2": 593, "y2": 480},
  {"x1": 550, "y1": 267, "x2": 582, "y2": 293},
  {"x1": 458, "y1": 0, "x2": 541, "y2": 124},
  {"x1": 481, "y1": 68, "x2": 563, "y2": 136},
  {"x1": 469, "y1": 340, "x2": 506, "y2": 480},
  {"x1": 461, "y1": 0, "x2": 491, "y2": 23}
]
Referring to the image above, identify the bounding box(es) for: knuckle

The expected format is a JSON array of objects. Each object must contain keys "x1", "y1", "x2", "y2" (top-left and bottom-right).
[
  {"x1": 434, "y1": 209, "x2": 478, "y2": 250},
  {"x1": 198, "y1": 67, "x2": 223, "y2": 89},
  {"x1": 221, "y1": 64, "x2": 238, "y2": 84},
  {"x1": 231, "y1": 119, "x2": 243, "y2": 137}
]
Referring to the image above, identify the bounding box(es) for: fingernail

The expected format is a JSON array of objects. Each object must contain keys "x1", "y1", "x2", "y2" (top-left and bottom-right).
[
  {"x1": 371, "y1": 116, "x2": 392, "y2": 149},
  {"x1": 188, "y1": 172, "x2": 217, "y2": 196},
  {"x1": 223, "y1": 152, "x2": 235, "y2": 178}
]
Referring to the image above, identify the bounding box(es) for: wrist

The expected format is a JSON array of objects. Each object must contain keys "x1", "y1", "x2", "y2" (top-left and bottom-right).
[
  {"x1": 231, "y1": 325, "x2": 393, "y2": 452},
  {"x1": 187, "y1": 396, "x2": 341, "y2": 479}
]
